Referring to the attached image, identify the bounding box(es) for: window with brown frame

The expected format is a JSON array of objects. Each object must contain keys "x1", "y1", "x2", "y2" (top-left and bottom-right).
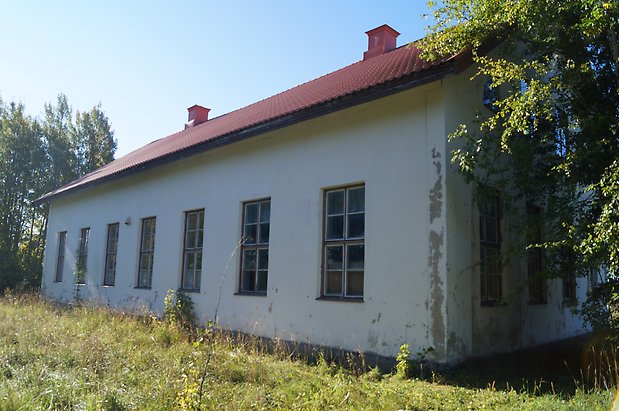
[
  {"x1": 137, "y1": 217, "x2": 156, "y2": 288},
  {"x1": 239, "y1": 199, "x2": 270, "y2": 294},
  {"x1": 479, "y1": 196, "x2": 501, "y2": 305},
  {"x1": 55, "y1": 231, "x2": 67, "y2": 282},
  {"x1": 322, "y1": 185, "x2": 365, "y2": 299},
  {"x1": 103, "y1": 223, "x2": 119, "y2": 286},
  {"x1": 527, "y1": 205, "x2": 547, "y2": 303},
  {"x1": 76, "y1": 227, "x2": 89, "y2": 284},
  {"x1": 182, "y1": 209, "x2": 204, "y2": 291}
]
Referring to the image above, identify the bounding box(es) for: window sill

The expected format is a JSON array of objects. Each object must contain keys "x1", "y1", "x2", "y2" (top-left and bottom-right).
[
  {"x1": 102, "y1": 284, "x2": 115, "y2": 288},
  {"x1": 180, "y1": 288, "x2": 201, "y2": 294},
  {"x1": 134, "y1": 286, "x2": 151, "y2": 290},
  {"x1": 235, "y1": 291, "x2": 267, "y2": 297},
  {"x1": 527, "y1": 300, "x2": 547, "y2": 305},
  {"x1": 316, "y1": 296, "x2": 364, "y2": 303}
]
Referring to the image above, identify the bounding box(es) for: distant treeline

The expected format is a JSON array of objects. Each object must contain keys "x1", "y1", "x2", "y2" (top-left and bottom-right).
[{"x1": 0, "y1": 94, "x2": 116, "y2": 290}]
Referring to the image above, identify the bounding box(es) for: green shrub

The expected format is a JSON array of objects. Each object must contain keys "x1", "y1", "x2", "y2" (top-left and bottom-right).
[
  {"x1": 163, "y1": 289, "x2": 197, "y2": 332},
  {"x1": 396, "y1": 343, "x2": 411, "y2": 379}
]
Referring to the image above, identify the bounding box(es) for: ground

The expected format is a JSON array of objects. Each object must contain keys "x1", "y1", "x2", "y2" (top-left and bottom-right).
[{"x1": 0, "y1": 293, "x2": 613, "y2": 410}]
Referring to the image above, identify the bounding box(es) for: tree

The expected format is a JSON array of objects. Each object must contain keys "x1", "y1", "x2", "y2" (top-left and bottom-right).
[
  {"x1": 0, "y1": 102, "x2": 48, "y2": 289},
  {"x1": 0, "y1": 94, "x2": 116, "y2": 291},
  {"x1": 72, "y1": 103, "x2": 116, "y2": 176},
  {"x1": 421, "y1": 1, "x2": 619, "y2": 330},
  {"x1": 41, "y1": 94, "x2": 77, "y2": 189}
]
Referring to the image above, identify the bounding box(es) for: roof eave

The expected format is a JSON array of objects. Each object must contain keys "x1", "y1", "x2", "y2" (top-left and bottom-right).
[{"x1": 33, "y1": 61, "x2": 460, "y2": 207}]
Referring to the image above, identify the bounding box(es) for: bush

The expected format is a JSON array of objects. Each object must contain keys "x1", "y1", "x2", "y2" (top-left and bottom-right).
[{"x1": 163, "y1": 289, "x2": 197, "y2": 333}]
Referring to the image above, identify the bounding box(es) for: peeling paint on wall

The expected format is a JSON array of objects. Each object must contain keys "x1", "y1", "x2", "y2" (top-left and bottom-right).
[
  {"x1": 429, "y1": 148, "x2": 443, "y2": 224},
  {"x1": 428, "y1": 147, "x2": 445, "y2": 358},
  {"x1": 429, "y1": 229, "x2": 445, "y2": 356},
  {"x1": 371, "y1": 312, "x2": 382, "y2": 324}
]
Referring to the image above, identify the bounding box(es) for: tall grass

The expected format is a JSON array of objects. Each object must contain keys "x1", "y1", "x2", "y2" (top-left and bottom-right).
[
  {"x1": 0, "y1": 293, "x2": 613, "y2": 410},
  {"x1": 580, "y1": 334, "x2": 619, "y2": 390}
]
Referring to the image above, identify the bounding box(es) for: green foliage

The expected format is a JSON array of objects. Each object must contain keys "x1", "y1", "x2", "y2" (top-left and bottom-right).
[
  {"x1": 72, "y1": 103, "x2": 117, "y2": 176},
  {"x1": 582, "y1": 277, "x2": 619, "y2": 331},
  {"x1": 396, "y1": 343, "x2": 411, "y2": 379},
  {"x1": 422, "y1": 0, "x2": 619, "y2": 330},
  {"x1": 0, "y1": 295, "x2": 612, "y2": 410},
  {"x1": 175, "y1": 365, "x2": 202, "y2": 410},
  {"x1": 0, "y1": 93, "x2": 116, "y2": 292},
  {"x1": 163, "y1": 289, "x2": 197, "y2": 332}
]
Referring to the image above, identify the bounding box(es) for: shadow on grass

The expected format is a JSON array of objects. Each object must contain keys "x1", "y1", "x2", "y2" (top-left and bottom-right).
[{"x1": 439, "y1": 334, "x2": 602, "y2": 396}]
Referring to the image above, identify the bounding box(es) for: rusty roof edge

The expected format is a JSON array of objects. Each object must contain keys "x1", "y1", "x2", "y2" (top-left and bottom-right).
[{"x1": 33, "y1": 61, "x2": 461, "y2": 207}]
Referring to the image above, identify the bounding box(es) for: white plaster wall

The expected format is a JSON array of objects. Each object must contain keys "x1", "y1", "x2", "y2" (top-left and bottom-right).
[
  {"x1": 41, "y1": 65, "x2": 588, "y2": 364},
  {"x1": 442, "y1": 64, "x2": 588, "y2": 362},
  {"x1": 41, "y1": 84, "x2": 449, "y2": 360}
]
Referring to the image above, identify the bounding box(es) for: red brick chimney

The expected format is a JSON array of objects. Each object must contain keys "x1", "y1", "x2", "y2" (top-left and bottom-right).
[
  {"x1": 363, "y1": 24, "x2": 400, "y2": 60},
  {"x1": 185, "y1": 105, "x2": 210, "y2": 129}
]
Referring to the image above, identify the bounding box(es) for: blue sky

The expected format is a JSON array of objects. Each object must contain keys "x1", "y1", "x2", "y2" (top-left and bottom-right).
[{"x1": 0, "y1": 1, "x2": 432, "y2": 156}]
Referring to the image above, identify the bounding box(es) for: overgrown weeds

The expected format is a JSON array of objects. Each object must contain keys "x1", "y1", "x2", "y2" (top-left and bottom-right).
[
  {"x1": 163, "y1": 288, "x2": 198, "y2": 336},
  {"x1": 0, "y1": 294, "x2": 613, "y2": 410},
  {"x1": 580, "y1": 331, "x2": 619, "y2": 390}
]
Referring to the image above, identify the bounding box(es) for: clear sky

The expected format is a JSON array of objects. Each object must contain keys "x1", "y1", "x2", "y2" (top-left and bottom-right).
[{"x1": 0, "y1": 1, "x2": 432, "y2": 157}]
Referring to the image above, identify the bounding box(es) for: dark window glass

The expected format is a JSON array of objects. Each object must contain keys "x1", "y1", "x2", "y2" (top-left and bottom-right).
[
  {"x1": 181, "y1": 210, "x2": 204, "y2": 291},
  {"x1": 479, "y1": 196, "x2": 501, "y2": 304},
  {"x1": 76, "y1": 228, "x2": 90, "y2": 284},
  {"x1": 104, "y1": 223, "x2": 119, "y2": 286},
  {"x1": 137, "y1": 218, "x2": 156, "y2": 288},
  {"x1": 55, "y1": 231, "x2": 67, "y2": 282},
  {"x1": 240, "y1": 199, "x2": 270, "y2": 294},
  {"x1": 322, "y1": 185, "x2": 365, "y2": 299}
]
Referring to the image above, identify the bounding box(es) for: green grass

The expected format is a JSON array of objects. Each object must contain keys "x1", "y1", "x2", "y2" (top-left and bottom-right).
[{"x1": 0, "y1": 293, "x2": 613, "y2": 410}]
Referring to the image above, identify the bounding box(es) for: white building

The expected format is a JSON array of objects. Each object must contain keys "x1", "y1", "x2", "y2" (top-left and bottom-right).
[{"x1": 35, "y1": 25, "x2": 587, "y2": 364}]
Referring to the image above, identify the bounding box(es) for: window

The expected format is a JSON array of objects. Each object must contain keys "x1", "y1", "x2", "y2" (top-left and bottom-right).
[
  {"x1": 563, "y1": 273, "x2": 577, "y2": 302},
  {"x1": 482, "y1": 78, "x2": 498, "y2": 111},
  {"x1": 239, "y1": 199, "x2": 270, "y2": 294},
  {"x1": 479, "y1": 196, "x2": 501, "y2": 304},
  {"x1": 589, "y1": 270, "x2": 600, "y2": 290},
  {"x1": 76, "y1": 228, "x2": 89, "y2": 284},
  {"x1": 182, "y1": 209, "x2": 204, "y2": 291},
  {"x1": 104, "y1": 223, "x2": 119, "y2": 286},
  {"x1": 137, "y1": 217, "x2": 156, "y2": 288},
  {"x1": 527, "y1": 206, "x2": 546, "y2": 303},
  {"x1": 322, "y1": 185, "x2": 365, "y2": 299},
  {"x1": 554, "y1": 245, "x2": 577, "y2": 302},
  {"x1": 55, "y1": 231, "x2": 67, "y2": 282}
]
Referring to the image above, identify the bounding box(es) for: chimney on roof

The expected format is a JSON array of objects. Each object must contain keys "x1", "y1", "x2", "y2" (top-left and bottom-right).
[
  {"x1": 185, "y1": 105, "x2": 211, "y2": 129},
  {"x1": 363, "y1": 24, "x2": 400, "y2": 60}
]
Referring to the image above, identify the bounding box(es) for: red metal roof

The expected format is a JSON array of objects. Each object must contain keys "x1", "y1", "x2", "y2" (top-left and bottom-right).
[{"x1": 36, "y1": 42, "x2": 467, "y2": 205}]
